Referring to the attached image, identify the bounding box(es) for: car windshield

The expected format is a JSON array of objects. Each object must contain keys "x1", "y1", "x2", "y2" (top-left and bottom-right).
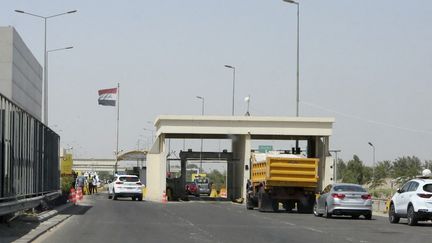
[
  {"x1": 119, "y1": 177, "x2": 139, "y2": 182},
  {"x1": 423, "y1": 184, "x2": 432, "y2": 192},
  {"x1": 333, "y1": 185, "x2": 366, "y2": 192}
]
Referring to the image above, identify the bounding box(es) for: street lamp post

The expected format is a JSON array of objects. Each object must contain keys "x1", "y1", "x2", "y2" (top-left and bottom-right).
[
  {"x1": 281, "y1": 0, "x2": 300, "y2": 117},
  {"x1": 329, "y1": 149, "x2": 341, "y2": 182},
  {"x1": 46, "y1": 47, "x2": 73, "y2": 106},
  {"x1": 224, "y1": 65, "x2": 236, "y2": 116},
  {"x1": 15, "y1": 9, "x2": 77, "y2": 124},
  {"x1": 143, "y1": 128, "x2": 155, "y2": 144},
  {"x1": 368, "y1": 142, "x2": 376, "y2": 181},
  {"x1": 244, "y1": 95, "x2": 251, "y2": 116},
  {"x1": 196, "y1": 96, "x2": 205, "y2": 173},
  {"x1": 196, "y1": 96, "x2": 205, "y2": 115}
]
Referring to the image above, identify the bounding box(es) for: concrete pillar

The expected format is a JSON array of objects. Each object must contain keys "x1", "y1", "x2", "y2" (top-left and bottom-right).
[
  {"x1": 230, "y1": 134, "x2": 251, "y2": 201},
  {"x1": 145, "y1": 134, "x2": 167, "y2": 202},
  {"x1": 315, "y1": 136, "x2": 333, "y2": 191}
]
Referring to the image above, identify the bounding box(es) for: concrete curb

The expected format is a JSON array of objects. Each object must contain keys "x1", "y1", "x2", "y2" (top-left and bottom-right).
[
  {"x1": 13, "y1": 214, "x2": 72, "y2": 243},
  {"x1": 20, "y1": 202, "x2": 74, "y2": 222},
  {"x1": 12, "y1": 203, "x2": 76, "y2": 243}
]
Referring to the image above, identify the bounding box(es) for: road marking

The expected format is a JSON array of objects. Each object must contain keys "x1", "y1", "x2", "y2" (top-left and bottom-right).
[{"x1": 302, "y1": 226, "x2": 323, "y2": 233}]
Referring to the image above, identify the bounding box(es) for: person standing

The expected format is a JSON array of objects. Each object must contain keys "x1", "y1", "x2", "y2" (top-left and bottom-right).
[
  {"x1": 88, "y1": 176, "x2": 93, "y2": 195},
  {"x1": 92, "y1": 176, "x2": 98, "y2": 194}
]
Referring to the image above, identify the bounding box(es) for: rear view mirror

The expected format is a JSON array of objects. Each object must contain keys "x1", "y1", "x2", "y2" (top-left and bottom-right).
[
  {"x1": 396, "y1": 188, "x2": 402, "y2": 193},
  {"x1": 108, "y1": 180, "x2": 112, "y2": 184}
]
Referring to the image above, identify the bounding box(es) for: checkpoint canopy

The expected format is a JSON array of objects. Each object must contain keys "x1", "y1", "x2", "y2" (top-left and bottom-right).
[{"x1": 145, "y1": 115, "x2": 335, "y2": 202}]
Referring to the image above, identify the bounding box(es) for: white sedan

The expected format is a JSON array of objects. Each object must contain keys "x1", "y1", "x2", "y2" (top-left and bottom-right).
[{"x1": 108, "y1": 175, "x2": 143, "y2": 201}]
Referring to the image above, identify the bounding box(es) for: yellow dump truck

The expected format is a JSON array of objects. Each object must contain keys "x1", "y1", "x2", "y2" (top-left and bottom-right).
[{"x1": 246, "y1": 152, "x2": 320, "y2": 213}]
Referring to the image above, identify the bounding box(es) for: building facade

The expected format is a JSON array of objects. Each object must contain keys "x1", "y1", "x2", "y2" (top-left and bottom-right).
[{"x1": 0, "y1": 26, "x2": 42, "y2": 120}]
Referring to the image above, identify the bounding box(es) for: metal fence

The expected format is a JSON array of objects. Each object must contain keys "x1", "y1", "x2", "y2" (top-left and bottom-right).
[{"x1": 0, "y1": 93, "x2": 60, "y2": 202}]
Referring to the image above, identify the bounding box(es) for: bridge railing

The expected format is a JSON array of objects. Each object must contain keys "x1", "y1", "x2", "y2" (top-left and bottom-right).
[{"x1": 0, "y1": 93, "x2": 60, "y2": 204}]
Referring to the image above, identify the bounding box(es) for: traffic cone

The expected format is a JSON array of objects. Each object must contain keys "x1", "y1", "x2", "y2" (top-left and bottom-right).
[
  {"x1": 210, "y1": 188, "x2": 218, "y2": 198},
  {"x1": 77, "y1": 187, "x2": 83, "y2": 200},
  {"x1": 68, "y1": 188, "x2": 77, "y2": 205},
  {"x1": 162, "y1": 190, "x2": 168, "y2": 203},
  {"x1": 219, "y1": 188, "x2": 227, "y2": 198}
]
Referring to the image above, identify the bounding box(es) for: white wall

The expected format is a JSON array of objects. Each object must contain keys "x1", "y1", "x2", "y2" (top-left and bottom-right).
[
  {"x1": 145, "y1": 135, "x2": 167, "y2": 202},
  {"x1": 0, "y1": 26, "x2": 42, "y2": 120}
]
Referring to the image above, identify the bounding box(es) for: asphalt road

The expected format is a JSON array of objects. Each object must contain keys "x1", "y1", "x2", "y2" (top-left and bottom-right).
[{"x1": 35, "y1": 193, "x2": 432, "y2": 243}]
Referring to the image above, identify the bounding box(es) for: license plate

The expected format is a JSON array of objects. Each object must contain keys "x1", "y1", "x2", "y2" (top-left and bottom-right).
[{"x1": 126, "y1": 187, "x2": 135, "y2": 189}]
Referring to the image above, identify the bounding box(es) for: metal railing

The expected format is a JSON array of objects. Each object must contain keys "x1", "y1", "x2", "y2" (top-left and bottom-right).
[{"x1": 0, "y1": 93, "x2": 60, "y2": 203}]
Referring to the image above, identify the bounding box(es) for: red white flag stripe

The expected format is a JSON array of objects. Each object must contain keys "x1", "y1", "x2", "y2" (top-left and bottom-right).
[
  {"x1": 98, "y1": 87, "x2": 117, "y2": 106},
  {"x1": 98, "y1": 88, "x2": 117, "y2": 95}
]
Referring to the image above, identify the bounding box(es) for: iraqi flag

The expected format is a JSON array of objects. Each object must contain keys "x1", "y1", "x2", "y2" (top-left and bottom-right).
[{"x1": 98, "y1": 88, "x2": 117, "y2": 106}]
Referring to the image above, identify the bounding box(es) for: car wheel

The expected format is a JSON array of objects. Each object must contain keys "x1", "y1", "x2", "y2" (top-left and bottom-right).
[
  {"x1": 364, "y1": 213, "x2": 372, "y2": 220},
  {"x1": 313, "y1": 202, "x2": 323, "y2": 217},
  {"x1": 388, "y1": 203, "x2": 400, "y2": 224},
  {"x1": 407, "y1": 205, "x2": 418, "y2": 226},
  {"x1": 324, "y1": 204, "x2": 332, "y2": 218},
  {"x1": 108, "y1": 191, "x2": 112, "y2": 199},
  {"x1": 246, "y1": 194, "x2": 254, "y2": 210},
  {"x1": 138, "y1": 195, "x2": 143, "y2": 201},
  {"x1": 112, "y1": 191, "x2": 118, "y2": 200}
]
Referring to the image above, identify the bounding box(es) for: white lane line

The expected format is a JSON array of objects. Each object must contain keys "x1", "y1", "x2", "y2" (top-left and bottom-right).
[{"x1": 302, "y1": 226, "x2": 324, "y2": 233}]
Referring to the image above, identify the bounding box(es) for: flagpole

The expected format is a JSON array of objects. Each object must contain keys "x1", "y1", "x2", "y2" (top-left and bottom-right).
[{"x1": 115, "y1": 83, "x2": 120, "y2": 173}]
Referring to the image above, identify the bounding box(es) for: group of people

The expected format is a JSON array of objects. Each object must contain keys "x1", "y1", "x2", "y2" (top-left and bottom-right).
[
  {"x1": 88, "y1": 175, "x2": 98, "y2": 194},
  {"x1": 74, "y1": 173, "x2": 99, "y2": 195}
]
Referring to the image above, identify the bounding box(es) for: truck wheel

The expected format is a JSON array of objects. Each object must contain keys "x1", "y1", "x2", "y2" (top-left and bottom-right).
[
  {"x1": 271, "y1": 199, "x2": 279, "y2": 212},
  {"x1": 298, "y1": 196, "x2": 314, "y2": 214},
  {"x1": 283, "y1": 201, "x2": 294, "y2": 212},
  {"x1": 246, "y1": 195, "x2": 254, "y2": 210}
]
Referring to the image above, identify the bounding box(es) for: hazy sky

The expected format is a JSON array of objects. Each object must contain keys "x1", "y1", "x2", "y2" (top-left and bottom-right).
[{"x1": 1, "y1": 0, "x2": 431, "y2": 165}]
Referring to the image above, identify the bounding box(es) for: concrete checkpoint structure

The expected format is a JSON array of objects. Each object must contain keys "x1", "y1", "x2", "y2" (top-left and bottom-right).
[{"x1": 145, "y1": 115, "x2": 335, "y2": 202}]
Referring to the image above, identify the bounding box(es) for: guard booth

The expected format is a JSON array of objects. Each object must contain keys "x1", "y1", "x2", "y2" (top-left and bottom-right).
[{"x1": 145, "y1": 115, "x2": 335, "y2": 203}]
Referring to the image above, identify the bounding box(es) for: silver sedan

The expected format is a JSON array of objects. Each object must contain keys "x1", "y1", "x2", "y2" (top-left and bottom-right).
[{"x1": 313, "y1": 183, "x2": 372, "y2": 219}]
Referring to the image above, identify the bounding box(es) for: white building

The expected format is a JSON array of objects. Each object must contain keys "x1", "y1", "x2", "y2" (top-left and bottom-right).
[{"x1": 0, "y1": 26, "x2": 42, "y2": 120}]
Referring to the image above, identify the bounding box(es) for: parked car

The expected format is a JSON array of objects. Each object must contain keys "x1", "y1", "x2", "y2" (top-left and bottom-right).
[
  {"x1": 195, "y1": 178, "x2": 211, "y2": 196},
  {"x1": 389, "y1": 178, "x2": 432, "y2": 226},
  {"x1": 185, "y1": 182, "x2": 199, "y2": 197},
  {"x1": 314, "y1": 183, "x2": 372, "y2": 219},
  {"x1": 108, "y1": 175, "x2": 143, "y2": 201}
]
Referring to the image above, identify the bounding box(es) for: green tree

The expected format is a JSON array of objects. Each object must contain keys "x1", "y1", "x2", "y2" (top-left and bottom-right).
[
  {"x1": 98, "y1": 171, "x2": 114, "y2": 181},
  {"x1": 336, "y1": 158, "x2": 346, "y2": 181},
  {"x1": 391, "y1": 156, "x2": 422, "y2": 186},
  {"x1": 207, "y1": 169, "x2": 226, "y2": 191},
  {"x1": 342, "y1": 155, "x2": 366, "y2": 184},
  {"x1": 424, "y1": 160, "x2": 432, "y2": 171},
  {"x1": 370, "y1": 160, "x2": 392, "y2": 188}
]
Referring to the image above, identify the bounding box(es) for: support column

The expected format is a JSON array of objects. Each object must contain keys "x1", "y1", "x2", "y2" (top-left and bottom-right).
[
  {"x1": 230, "y1": 134, "x2": 251, "y2": 202},
  {"x1": 145, "y1": 134, "x2": 167, "y2": 202}
]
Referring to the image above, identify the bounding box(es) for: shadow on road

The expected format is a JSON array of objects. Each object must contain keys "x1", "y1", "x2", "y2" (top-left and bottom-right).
[
  {"x1": 59, "y1": 204, "x2": 92, "y2": 215},
  {"x1": 0, "y1": 217, "x2": 40, "y2": 243},
  {"x1": 186, "y1": 195, "x2": 231, "y2": 202}
]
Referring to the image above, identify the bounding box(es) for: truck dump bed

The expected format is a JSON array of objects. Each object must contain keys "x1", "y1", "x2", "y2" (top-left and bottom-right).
[{"x1": 251, "y1": 153, "x2": 319, "y2": 188}]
